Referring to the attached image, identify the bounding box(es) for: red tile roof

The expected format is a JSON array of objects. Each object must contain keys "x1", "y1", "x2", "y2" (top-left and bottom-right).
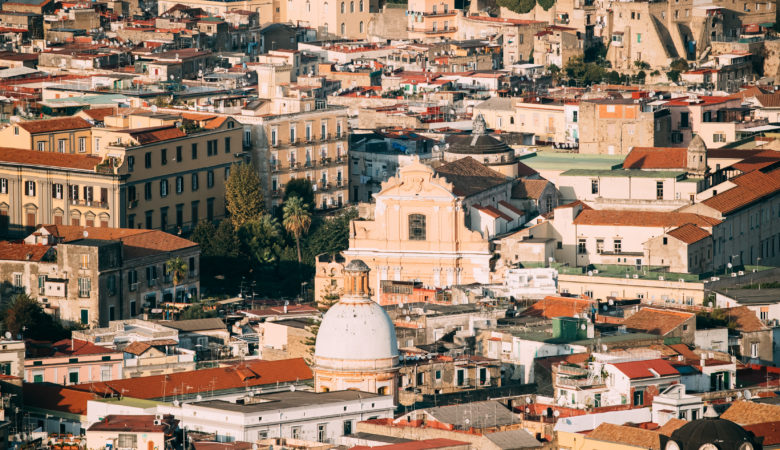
[
  {"x1": 727, "y1": 306, "x2": 768, "y2": 333},
  {"x1": 80, "y1": 107, "x2": 117, "y2": 122},
  {"x1": 573, "y1": 210, "x2": 720, "y2": 228},
  {"x1": 23, "y1": 383, "x2": 96, "y2": 415},
  {"x1": 0, "y1": 147, "x2": 101, "y2": 171},
  {"x1": 622, "y1": 308, "x2": 694, "y2": 336},
  {"x1": 88, "y1": 415, "x2": 168, "y2": 433},
  {"x1": 623, "y1": 147, "x2": 687, "y2": 170},
  {"x1": 702, "y1": 169, "x2": 780, "y2": 214},
  {"x1": 40, "y1": 225, "x2": 197, "y2": 259},
  {"x1": 667, "y1": 223, "x2": 711, "y2": 244},
  {"x1": 474, "y1": 204, "x2": 512, "y2": 221},
  {"x1": 17, "y1": 116, "x2": 92, "y2": 134},
  {"x1": 512, "y1": 179, "x2": 550, "y2": 200},
  {"x1": 35, "y1": 339, "x2": 122, "y2": 357},
  {"x1": 0, "y1": 241, "x2": 52, "y2": 261},
  {"x1": 744, "y1": 421, "x2": 780, "y2": 446},
  {"x1": 498, "y1": 200, "x2": 524, "y2": 216},
  {"x1": 520, "y1": 296, "x2": 595, "y2": 319},
  {"x1": 70, "y1": 359, "x2": 312, "y2": 399},
  {"x1": 130, "y1": 126, "x2": 186, "y2": 145},
  {"x1": 517, "y1": 161, "x2": 538, "y2": 177},
  {"x1": 664, "y1": 95, "x2": 733, "y2": 107},
  {"x1": 611, "y1": 359, "x2": 679, "y2": 379}
]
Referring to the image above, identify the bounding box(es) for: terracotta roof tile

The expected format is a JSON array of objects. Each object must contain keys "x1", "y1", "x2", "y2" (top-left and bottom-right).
[
  {"x1": 727, "y1": 306, "x2": 768, "y2": 333},
  {"x1": 81, "y1": 107, "x2": 117, "y2": 122},
  {"x1": 656, "y1": 418, "x2": 688, "y2": 436},
  {"x1": 702, "y1": 169, "x2": 780, "y2": 214},
  {"x1": 71, "y1": 358, "x2": 312, "y2": 399},
  {"x1": 573, "y1": 210, "x2": 721, "y2": 228},
  {"x1": 721, "y1": 400, "x2": 780, "y2": 425},
  {"x1": 744, "y1": 420, "x2": 780, "y2": 445},
  {"x1": 17, "y1": 116, "x2": 92, "y2": 134},
  {"x1": 732, "y1": 150, "x2": 780, "y2": 173},
  {"x1": 754, "y1": 93, "x2": 780, "y2": 108},
  {"x1": 351, "y1": 439, "x2": 470, "y2": 450},
  {"x1": 434, "y1": 156, "x2": 509, "y2": 197},
  {"x1": 47, "y1": 339, "x2": 121, "y2": 357},
  {"x1": 623, "y1": 147, "x2": 687, "y2": 170},
  {"x1": 130, "y1": 126, "x2": 186, "y2": 145},
  {"x1": 474, "y1": 204, "x2": 512, "y2": 221},
  {"x1": 512, "y1": 179, "x2": 550, "y2": 200},
  {"x1": 667, "y1": 223, "x2": 711, "y2": 244},
  {"x1": 519, "y1": 296, "x2": 595, "y2": 319},
  {"x1": 88, "y1": 415, "x2": 168, "y2": 432},
  {"x1": 587, "y1": 423, "x2": 664, "y2": 450},
  {"x1": 123, "y1": 341, "x2": 153, "y2": 355},
  {"x1": 517, "y1": 161, "x2": 538, "y2": 177},
  {"x1": 611, "y1": 359, "x2": 679, "y2": 379},
  {"x1": 0, "y1": 241, "x2": 52, "y2": 261},
  {"x1": 622, "y1": 308, "x2": 694, "y2": 336},
  {"x1": 42, "y1": 225, "x2": 197, "y2": 258},
  {"x1": 0, "y1": 147, "x2": 101, "y2": 171},
  {"x1": 23, "y1": 383, "x2": 95, "y2": 415}
]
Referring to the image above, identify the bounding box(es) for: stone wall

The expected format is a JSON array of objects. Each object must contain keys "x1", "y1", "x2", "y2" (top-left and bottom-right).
[{"x1": 367, "y1": 5, "x2": 408, "y2": 41}]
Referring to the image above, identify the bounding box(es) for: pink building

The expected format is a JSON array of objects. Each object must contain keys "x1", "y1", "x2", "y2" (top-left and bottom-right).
[
  {"x1": 407, "y1": 0, "x2": 458, "y2": 41},
  {"x1": 25, "y1": 339, "x2": 123, "y2": 385}
]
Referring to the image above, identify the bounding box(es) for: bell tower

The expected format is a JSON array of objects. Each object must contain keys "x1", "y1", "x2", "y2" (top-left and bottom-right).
[{"x1": 687, "y1": 134, "x2": 707, "y2": 176}]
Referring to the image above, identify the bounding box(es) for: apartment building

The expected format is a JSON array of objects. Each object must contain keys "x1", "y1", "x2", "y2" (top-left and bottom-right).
[
  {"x1": 457, "y1": 16, "x2": 547, "y2": 66},
  {"x1": 406, "y1": 0, "x2": 458, "y2": 41},
  {"x1": 265, "y1": 107, "x2": 349, "y2": 210},
  {"x1": 0, "y1": 224, "x2": 200, "y2": 326},
  {"x1": 0, "y1": 116, "x2": 92, "y2": 153},
  {"x1": 663, "y1": 95, "x2": 764, "y2": 147},
  {"x1": 91, "y1": 111, "x2": 244, "y2": 231},
  {"x1": 578, "y1": 98, "x2": 672, "y2": 155},
  {"x1": 24, "y1": 339, "x2": 123, "y2": 385},
  {"x1": 285, "y1": 0, "x2": 377, "y2": 39},
  {"x1": 0, "y1": 147, "x2": 121, "y2": 237},
  {"x1": 474, "y1": 96, "x2": 577, "y2": 144},
  {"x1": 532, "y1": 25, "x2": 583, "y2": 69}
]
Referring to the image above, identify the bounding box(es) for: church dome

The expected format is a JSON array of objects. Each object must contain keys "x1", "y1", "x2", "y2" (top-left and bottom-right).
[
  {"x1": 667, "y1": 407, "x2": 758, "y2": 450},
  {"x1": 314, "y1": 259, "x2": 399, "y2": 371},
  {"x1": 444, "y1": 133, "x2": 513, "y2": 155}
]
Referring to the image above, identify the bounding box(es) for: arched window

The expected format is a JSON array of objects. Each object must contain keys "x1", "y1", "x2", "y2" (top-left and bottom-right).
[
  {"x1": 341, "y1": 22, "x2": 345, "y2": 35},
  {"x1": 408, "y1": 214, "x2": 426, "y2": 240},
  {"x1": 359, "y1": 0, "x2": 363, "y2": 11},
  {"x1": 350, "y1": 0, "x2": 354, "y2": 12},
  {"x1": 510, "y1": 117, "x2": 515, "y2": 124},
  {"x1": 359, "y1": 21, "x2": 364, "y2": 33},
  {"x1": 340, "y1": 1, "x2": 345, "y2": 13}
]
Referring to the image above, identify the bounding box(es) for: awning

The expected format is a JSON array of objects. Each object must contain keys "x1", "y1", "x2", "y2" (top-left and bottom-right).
[{"x1": 760, "y1": 22, "x2": 775, "y2": 28}]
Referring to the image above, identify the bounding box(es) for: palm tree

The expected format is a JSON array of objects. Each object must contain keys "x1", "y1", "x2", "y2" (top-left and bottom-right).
[
  {"x1": 165, "y1": 256, "x2": 189, "y2": 300},
  {"x1": 283, "y1": 195, "x2": 312, "y2": 264}
]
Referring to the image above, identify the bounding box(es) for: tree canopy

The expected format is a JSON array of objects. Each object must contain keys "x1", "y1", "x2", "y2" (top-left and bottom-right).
[
  {"x1": 2, "y1": 293, "x2": 67, "y2": 341},
  {"x1": 284, "y1": 179, "x2": 315, "y2": 210},
  {"x1": 225, "y1": 163, "x2": 265, "y2": 228},
  {"x1": 496, "y1": 0, "x2": 536, "y2": 14}
]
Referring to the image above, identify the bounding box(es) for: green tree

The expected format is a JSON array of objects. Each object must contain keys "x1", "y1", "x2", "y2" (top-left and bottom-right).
[
  {"x1": 284, "y1": 178, "x2": 315, "y2": 209},
  {"x1": 305, "y1": 207, "x2": 358, "y2": 260},
  {"x1": 283, "y1": 196, "x2": 313, "y2": 264},
  {"x1": 666, "y1": 70, "x2": 682, "y2": 83},
  {"x1": 212, "y1": 220, "x2": 241, "y2": 258},
  {"x1": 2, "y1": 293, "x2": 65, "y2": 340},
  {"x1": 191, "y1": 221, "x2": 217, "y2": 256},
  {"x1": 537, "y1": 0, "x2": 555, "y2": 9},
  {"x1": 225, "y1": 163, "x2": 265, "y2": 228},
  {"x1": 180, "y1": 303, "x2": 217, "y2": 320},
  {"x1": 239, "y1": 214, "x2": 285, "y2": 266},
  {"x1": 496, "y1": 0, "x2": 536, "y2": 14},
  {"x1": 634, "y1": 60, "x2": 650, "y2": 70}
]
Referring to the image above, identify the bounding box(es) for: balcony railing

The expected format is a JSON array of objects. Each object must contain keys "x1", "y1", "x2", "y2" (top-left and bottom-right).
[
  {"x1": 70, "y1": 199, "x2": 110, "y2": 210},
  {"x1": 407, "y1": 26, "x2": 457, "y2": 34}
]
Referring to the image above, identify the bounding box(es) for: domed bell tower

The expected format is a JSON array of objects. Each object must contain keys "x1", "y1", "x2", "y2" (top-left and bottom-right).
[
  {"x1": 687, "y1": 134, "x2": 707, "y2": 176},
  {"x1": 313, "y1": 260, "x2": 400, "y2": 403}
]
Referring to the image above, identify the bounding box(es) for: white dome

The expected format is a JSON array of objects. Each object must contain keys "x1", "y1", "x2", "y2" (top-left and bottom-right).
[{"x1": 314, "y1": 298, "x2": 399, "y2": 370}]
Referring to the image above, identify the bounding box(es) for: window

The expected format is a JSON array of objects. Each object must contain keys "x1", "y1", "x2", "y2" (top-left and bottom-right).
[
  {"x1": 224, "y1": 137, "x2": 231, "y2": 154},
  {"x1": 176, "y1": 176, "x2": 183, "y2": 194},
  {"x1": 225, "y1": 167, "x2": 230, "y2": 180},
  {"x1": 176, "y1": 146, "x2": 182, "y2": 162},
  {"x1": 146, "y1": 266, "x2": 158, "y2": 286},
  {"x1": 291, "y1": 427, "x2": 301, "y2": 439},
  {"x1": 80, "y1": 254, "x2": 89, "y2": 269},
  {"x1": 13, "y1": 272, "x2": 22, "y2": 289},
  {"x1": 13, "y1": 126, "x2": 18, "y2": 135},
  {"x1": 637, "y1": 33, "x2": 642, "y2": 43},
  {"x1": 591, "y1": 179, "x2": 599, "y2": 194},
  {"x1": 713, "y1": 133, "x2": 726, "y2": 143},
  {"x1": 663, "y1": 237, "x2": 668, "y2": 245},
  {"x1": 350, "y1": 0, "x2": 353, "y2": 12},
  {"x1": 78, "y1": 277, "x2": 91, "y2": 297},
  {"x1": 680, "y1": 112, "x2": 689, "y2": 128},
  {"x1": 52, "y1": 183, "x2": 63, "y2": 199},
  {"x1": 38, "y1": 274, "x2": 45, "y2": 291},
  {"x1": 290, "y1": 125, "x2": 296, "y2": 143},
  {"x1": 127, "y1": 156, "x2": 134, "y2": 172},
  {"x1": 633, "y1": 390, "x2": 644, "y2": 406},
  {"x1": 408, "y1": 214, "x2": 426, "y2": 240},
  {"x1": 656, "y1": 181, "x2": 664, "y2": 199},
  {"x1": 128, "y1": 270, "x2": 137, "y2": 290},
  {"x1": 341, "y1": 22, "x2": 345, "y2": 35},
  {"x1": 68, "y1": 369, "x2": 79, "y2": 384},
  {"x1": 207, "y1": 170, "x2": 214, "y2": 188},
  {"x1": 161, "y1": 148, "x2": 167, "y2": 165},
  {"x1": 751, "y1": 342, "x2": 759, "y2": 358},
  {"x1": 145, "y1": 210, "x2": 153, "y2": 229},
  {"x1": 0, "y1": 178, "x2": 6, "y2": 194},
  {"x1": 317, "y1": 423, "x2": 327, "y2": 442},
  {"x1": 192, "y1": 173, "x2": 199, "y2": 191},
  {"x1": 160, "y1": 179, "x2": 169, "y2": 197},
  {"x1": 58, "y1": 139, "x2": 66, "y2": 153},
  {"x1": 144, "y1": 182, "x2": 152, "y2": 200},
  {"x1": 118, "y1": 434, "x2": 137, "y2": 449},
  {"x1": 191, "y1": 143, "x2": 198, "y2": 159},
  {"x1": 343, "y1": 420, "x2": 352, "y2": 436},
  {"x1": 572, "y1": 111, "x2": 578, "y2": 123},
  {"x1": 145, "y1": 152, "x2": 152, "y2": 168},
  {"x1": 614, "y1": 239, "x2": 622, "y2": 253},
  {"x1": 37, "y1": 141, "x2": 45, "y2": 151},
  {"x1": 78, "y1": 137, "x2": 86, "y2": 153},
  {"x1": 596, "y1": 239, "x2": 604, "y2": 254},
  {"x1": 578, "y1": 239, "x2": 586, "y2": 254},
  {"x1": 271, "y1": 128, "x2": 277, "y2": 146},
  {"x1": 340, "y1": 1, "x2": 344, "y2": 13},
  {"x1": 25, "y1": 181, "x2": 35, "y2": 196}
]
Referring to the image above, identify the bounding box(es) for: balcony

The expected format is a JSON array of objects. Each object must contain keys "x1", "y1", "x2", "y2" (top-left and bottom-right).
[
  {"x1": 407, "y1": 26, "x2": 457, "y2": 34},
  {"x1": 557, "y1": 376, "x2": 606, "y2": 388},
  {"x1": 70, "y1": 199, "x2": 110, "y2": 210}
]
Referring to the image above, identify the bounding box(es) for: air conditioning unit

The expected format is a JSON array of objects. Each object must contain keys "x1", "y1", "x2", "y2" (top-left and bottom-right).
[
  {"x1": 658, "y1": 276, "x2": 664, "y2": 281},
  {"x1": 153, "y1": 420, "x2": 162, "y2": 426},
  {"x1": 633, "y1": 274, "x2": 639, "y2": 279},
  {"x1": 738, "y1": 271, "x2": 745, "y2": 276}
]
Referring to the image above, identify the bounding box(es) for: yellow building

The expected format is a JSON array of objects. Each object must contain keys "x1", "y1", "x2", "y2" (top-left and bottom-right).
[
  {"x1": 314, "y1": 158, "x2": 493, "y2": 301},
  {"x1": 265, "y1": 107, "x2": 349, "y2": 210},
  {"x1": 406, "y1": 0, "x2": 459, "y2": 41},
  {"x1": 0, "y1": 148, "x2": 121, "y2": 236},
  {"x1": 286, "y1": 0, "x2": 377, "y2": 38},
  {"x1": 0, "y1": 116, "x2": 93, "y2": 153}
]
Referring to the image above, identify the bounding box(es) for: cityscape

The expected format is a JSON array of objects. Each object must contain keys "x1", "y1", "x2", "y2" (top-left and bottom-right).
[{"x1": 0, "y1": 0, "x2": 777, "y2": 448}]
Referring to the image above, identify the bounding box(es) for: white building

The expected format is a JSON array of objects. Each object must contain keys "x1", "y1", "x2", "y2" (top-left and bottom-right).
[
  {"x1": 504, "y1": 268, "x2": 558, "y2": 299},
  {"x1": 180, "y1": 391, "x2": 394, "y2": 443},
  {"x1": 651, "y1": 384, "x2": 704, "y2": 425}
]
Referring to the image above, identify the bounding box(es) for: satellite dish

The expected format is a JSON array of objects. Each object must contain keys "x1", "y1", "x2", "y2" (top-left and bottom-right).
[
  {"x1": 580, "y1": 324, "x2": 586, "y2": 330},
  {"x1": 405, "y1": 316, "x2": 411, "y2": 322},
  {"x1": 602, "y1": 305, "x2": 608, "y2": 311},
  {"x1": 608, "y1": 299, "x2": 614, "y2": 306},
  {"x1": 3, "y1": 332, "x2": 10, "y2": 339},
  {"x1": 196, "y1": 395, "x2": 202, "y2": 401},
  {"x1": 587, "y1": 271, "x2": 593, "y2": 276},
  {"x1": 290, "y1": 385, "x2": 296, "y2": 392},
  {"x1": 526, "y1": 397, "x2": 532, "y2": 404},
  {"x1": 743, "y1": 390, "x2": 752, "y2": 400},
  {"x1": 83, "y1": 231, "x2": 88, "y2": 238},
  {"x1": 553, "y1": 410, "x2": 560, "y2": 417},
  {"x1": 727, "y1": 263, "x2": 733, "y2": 269},
  {"x1": 601, "y1": 344, "x2": 608, "y2": 351}
]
